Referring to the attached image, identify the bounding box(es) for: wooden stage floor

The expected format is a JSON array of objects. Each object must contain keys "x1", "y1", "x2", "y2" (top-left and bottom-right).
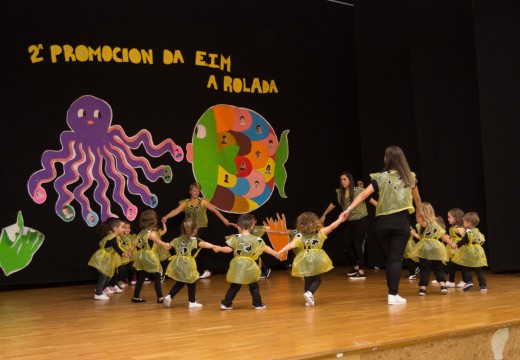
[{"x1": 1, "y1": 266, "x2": 519, "y2": 359}]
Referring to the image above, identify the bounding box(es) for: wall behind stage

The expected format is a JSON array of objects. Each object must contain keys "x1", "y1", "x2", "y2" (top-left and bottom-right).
[{"x1": 0, "y1": 0, "x2": 359, "y2": 287}]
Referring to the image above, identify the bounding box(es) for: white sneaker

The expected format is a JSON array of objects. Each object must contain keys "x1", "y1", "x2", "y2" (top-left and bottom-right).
[
  {"x1": 189, "y1": 301, "x2": 203, "y2": 308},
  {"x1": 103, "y1": 287, "x2": 114, "y2": 294},
  {"x1": 303, "y1": 291, "x2": 315, "y2": 307},
  {"x1": 254, "y1": 304, "x2": 267, "y2": 310},
  {"x1": 388, "y1": 294, "x2": 407, "y2": 305},
  {"x1": 109, "y1": 285, "x2": 123, "y2": 293},
  {"x1": 456, "y1": 281, "x2": 466, "y2": 288},
  {"x1": 117, "y1": 281, "x2": 128, "y2": 289},
  {"x1": 199, "y1": 270, "x2": 211, "y2": 279},
  {"x1": 220, "y1": 303, "x2": 233, "y2": 310},
  {"x1": 163, "y1": 295, "x2": 172, "y2": 308},
  {"x1": 305, "y1": 303, "x2": 311, "y2": 307},
  {"x1": 445, "y1": 281, "x2": 456, "y2": 288},
  {"x1": 94, "y1": 293, "x2": 109, "y2": 300},
  {"x1": 431, "y1": 280, "x2": 439, "y2": 285}
]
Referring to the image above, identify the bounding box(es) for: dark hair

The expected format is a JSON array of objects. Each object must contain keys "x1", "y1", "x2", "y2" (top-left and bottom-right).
[
  {"x1": 97, "y1": 217, "x2": 122, "y2": 237},
  {"x1": 139, "y1": 209, "x2": 158, "y2": 230},
  {"x1": 237, "y1": 213, "x2": 255, "y2": 231},
  {"x1": 339, "y1": 171, "x2": 355, "y2": 203},
  {"x1": 383, "y1": 145, "x2": 414, "y2": 188}
]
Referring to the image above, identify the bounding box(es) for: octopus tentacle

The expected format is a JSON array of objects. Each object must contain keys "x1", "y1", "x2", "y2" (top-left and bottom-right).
[
  {"x1": 73, "y1": 147, "x2": 98, "y2": 225},
  {"x1": 27, "y1": 133, "x2": 76, "y2": 200},
  {"x1": 108, "y1": 143, "x2": 154, "y2": 204},
  {"x1": 109, "y1": 125, "x2": 184, "y2": 162},
  {"x1": 93, "y1": 147, "x2": 117, "y2": 221},
  {"x1": 109, "y1": 142, "x2": 165, "y2": 182},
  {"x1": 101, "y1": 145, "x2": 137, "y2": 220},
  {"x1": 54, "y1": 142, "x2": 84, "y2": 218}
]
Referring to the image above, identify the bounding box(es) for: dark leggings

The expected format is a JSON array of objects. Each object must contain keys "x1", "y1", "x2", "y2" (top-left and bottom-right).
[
  {"x1": 133, "y1": 271, "x2": 163, "y2": 299},
  {"x1": 118, "y1": 262, "x2": 136, "y2": 283},
  {"x1": 418, "y1": 258, "x2": 446, "y2": 287},
  {"x1": 221, "y1": 282, "x2": 262, "y2": 307},
  {"x1": 343, "y1": 217, "x2": 369, "y2": 270},
  {"x1": 461, "y1": 266, "x2": 487, "y2": 288},
  {"x1": 377, "y1": 228, "x2": 409, "y2": 295},
  {"x1": 168, "y1": 281, "x2": 196, "y2": 302},
  {"x1": 95, "y1": 272, "x2": 111, "y2": 295},
  {"x1": 304, "y1": 275, "x2": 322, "y2": 294},
  {"x1": 447, "y1": 260, "x2": 461, "y2": 282}
]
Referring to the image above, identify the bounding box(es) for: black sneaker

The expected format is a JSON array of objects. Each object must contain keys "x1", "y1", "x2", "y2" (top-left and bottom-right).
[
  {"x1": 440, "y1": 286, "x2": 449, "y2": 294},
  {"x1": 347, "y1": 269, "x2": 359, "y2": 276},
  {"x1": 349, "y1": 272, "x2": 366, "y2": 280},
  {"x1": 160, "y1": 274, "x2": 166, "y2": 282},
  {"x1": 463, "y1": 283, "x2": 474, "y2": 292},
  {"x1": 418, "y1": 289, "x2": 426, "y2": 296},
  {"x1": 260, "y1": 268, "x2": 271, "y2": 279}
]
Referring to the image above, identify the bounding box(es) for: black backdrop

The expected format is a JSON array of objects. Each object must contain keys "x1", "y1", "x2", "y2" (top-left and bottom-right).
[{"x1": 1, "y1": 0, "x2": 519, "y2": 289}]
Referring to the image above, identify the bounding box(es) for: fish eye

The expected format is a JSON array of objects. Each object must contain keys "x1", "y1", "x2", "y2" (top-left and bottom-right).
[
  {"x1": 195, "y1": 124, "x2": 207, "y2": 139},
  {"x1": 77, "y1": 109, "x2": 86, "y2": 118},
  {"x1": 93, "y1": 110, "x2": 101, "y2": 118}
]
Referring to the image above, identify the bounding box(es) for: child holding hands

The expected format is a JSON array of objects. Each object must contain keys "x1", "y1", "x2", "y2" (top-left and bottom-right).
[
  {"x1": 278, "y1": 211, "x2": 347, "y2": 307},
  {"x1": 217, "y1": 213, "x2": 281, "y2": 310}
]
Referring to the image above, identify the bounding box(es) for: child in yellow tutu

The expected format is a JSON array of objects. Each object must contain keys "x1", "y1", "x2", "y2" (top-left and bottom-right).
[
  {"x1": 451, "y1": 212, "x2": 488, "y2": 292},
  {"x1": 278, "y1": 211, "x2": 347, "y2": 307},
  {"x1": 409, "y1": 203, "x2": 457, "y2": 296},
  {"x1": 445, "y1": 208, "x2": 465, "y2": 288},
  {"x1": 217, "y1": 213, "x2": 281, "y2": 310},
  {"x1": 163, "y1": 218, "x2": 219, "y2": 308}
]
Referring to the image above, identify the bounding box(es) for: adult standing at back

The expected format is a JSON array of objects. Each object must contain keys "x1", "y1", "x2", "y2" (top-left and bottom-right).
[
  {"x1": 162, "y1": 181, "x2": 233, "y2": 279},
  {"x1": 320, "y1": 171, "x2": 377, "y2": 279},
  {"x1": 341, "y1": 146, "x2": 424, "y2": 305}
]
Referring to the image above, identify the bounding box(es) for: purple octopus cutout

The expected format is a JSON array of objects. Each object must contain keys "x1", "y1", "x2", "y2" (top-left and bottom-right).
[{"x1": 27, "y1": 95, "x2": 183, "y2": 226}]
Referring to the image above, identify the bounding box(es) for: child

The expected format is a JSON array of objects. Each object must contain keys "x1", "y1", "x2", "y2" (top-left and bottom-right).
[
  {"x1": 217, "y1": 213, "x2": 281, "y2": 310},
  {"x1": 451, "y1": 212, "x2": 488, "y2": 292},
  {"x1": 163, "y1": 219, "x2": 219, "y2": 308},
  {"x1": 278, "y1": 211, "x2": 347, "y2": 307},
  {"x1": 409, "y1": 203, "x2": 457, "y2": 296},
  {"x1": 131, "y1": 209, "x2": 171, "y2": 303},
  {"x1": 445, "y1": 208, "x2": 465, "y2": 288},
  {"x1": 88, "y1": 218, "x2": 130, "y2": 300},
  {"x1": 117, "y1": 220, "x2": 138, "y2": 288},
  {"x1": 403, "y1": 226, "x2": 420, "y2": 280}
]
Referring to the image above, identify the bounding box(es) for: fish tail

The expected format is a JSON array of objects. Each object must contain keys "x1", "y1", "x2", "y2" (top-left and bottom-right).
[{"x1": 274, "y1": 130, "x2": 289, "y2": 198}]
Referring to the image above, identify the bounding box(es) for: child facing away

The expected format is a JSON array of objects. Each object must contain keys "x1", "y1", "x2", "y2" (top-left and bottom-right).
[
  {"x1": 445, "y1": 208, "x2": 465, "y2": 288},
  {"x1": 163, "y1": 218, "x2": 219, "y2": 308},
  {"x1": 88, "y1": 218, "x2": 130, "y2": 300},
  {"x1": 278, "y1": 211, "x2": 347, "y2": 307},
  {"x1": 403, "y1": 226, "x2": 420, "y2": 280},
  {"x1": 217, "y1": 213, "x2": 281, "y2": 310},
  {"x1": 131, "y1": 209, "x2": 172, "y2": 303},
  {"x1": 451, "y1": 212, "x2": 488, "y2": 292},
  {"x1": 408, "y1": 202, "x2": 457, "y2": 296}
]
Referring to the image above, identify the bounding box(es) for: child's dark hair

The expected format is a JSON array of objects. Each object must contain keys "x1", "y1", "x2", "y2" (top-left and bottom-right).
[
  {"x1": 97, "y1": 217, "x2": 122, "y2": 237},
  {"x1": 448, "y1": 208, "x2": 464, "y2": 226},
  {"x1": 237, "y1": 213, "x2": 255, "y2": 231},
  {"x1": 139, "y1": 209, "x2": 158, "y2": 230},
  {"x1": 181, "y1": 218, "x2": 198, "y2": 236}
]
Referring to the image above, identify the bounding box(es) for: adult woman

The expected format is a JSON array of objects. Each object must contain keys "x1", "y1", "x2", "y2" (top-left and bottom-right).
[
  {"x1": 320, "y1": 171, "x2": 377, "y2": 279},
  {"x1": 162, "y1": 182, "x2": 233, "y2": 278},
  {"x1": 342, "y1": 146, "x2": 424, "y2": 305}
]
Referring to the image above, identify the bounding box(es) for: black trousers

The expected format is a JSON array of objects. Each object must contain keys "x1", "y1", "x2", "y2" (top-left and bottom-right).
[
  {"x1": 377, "y1": 228, "x2": 409, "y2": 295},
  {"x1": 168, "y1": 281, "x2": 196, "y2": 302},
  {"x1": 133, "y1": 270, "x2": 163, "y2": 299},
  {"x1": 221, "y1": 282, "x2": 262, "y2": 307}
]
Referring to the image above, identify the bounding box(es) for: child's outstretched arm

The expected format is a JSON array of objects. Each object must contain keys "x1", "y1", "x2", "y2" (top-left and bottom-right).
[
  {"x1": 160, "y1": 219, "x2": 168, "y2": 236},
  {"x1": 149, "y1": 231, "x2": 171, "y2": 250},
  {"x1": 198, "y1": 240, "x2": 219, "y2": 252},
  {"x1": 215, "y1": 245, "x2": 233, "y2": 253},
  {"x1": 322, "y1": 212, "x2": 348, "y2": 236},
  {"x1": 263, "y1": 245, "x2": 281, "y2": 260},
  {"x1": 278, "y1": 238, "x2": 298, "y2": 256}
]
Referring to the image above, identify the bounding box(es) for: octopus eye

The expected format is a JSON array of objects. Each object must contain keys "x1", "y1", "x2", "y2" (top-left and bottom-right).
[
  {"x1": 93, "y1": 110, "x2": 101, "y2": 118},
  {"x1": 77, "y1": 109, "x2": 86, "y2": 118}
]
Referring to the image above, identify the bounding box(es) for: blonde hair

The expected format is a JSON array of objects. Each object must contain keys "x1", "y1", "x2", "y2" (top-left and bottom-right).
[
  {"x1": 295, "y1": 212, "x2": 323, "y2": 234},
  {"x1": 181, "y1": 218, "x2": 198, "y2": 236},
  {"x1": 435, "y1": 216, "x2": 446, "y2": 230},
  {"x1": 422, "y1": 202, "x2": 436, "y2": 222},
  {"x1": 384, "y1": 145, "x2": 414, "y2": 188},
  {"x1": 463, "y1": 212, "x2": 480, "y2": 227}
]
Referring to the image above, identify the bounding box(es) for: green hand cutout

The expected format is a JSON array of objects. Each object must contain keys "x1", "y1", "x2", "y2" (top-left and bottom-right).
[{"x1": 0, "y1": 211, "x2": 45, "y2": 276}]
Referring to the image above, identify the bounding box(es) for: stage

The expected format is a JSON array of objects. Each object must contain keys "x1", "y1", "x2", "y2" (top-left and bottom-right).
[{"x1": 1, "y1": 266, "x2": 519, "y2": 359}]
